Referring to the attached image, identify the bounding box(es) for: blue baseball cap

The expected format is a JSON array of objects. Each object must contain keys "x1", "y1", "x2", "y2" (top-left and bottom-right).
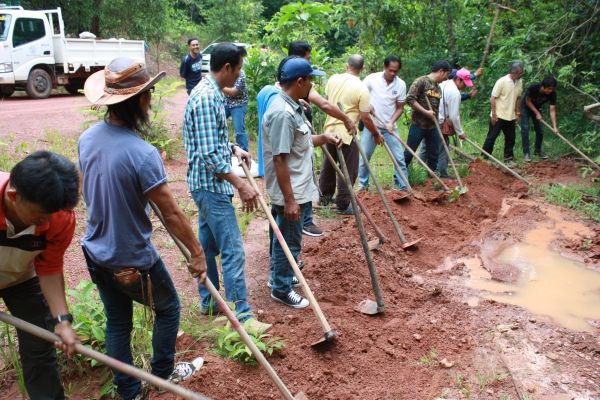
[{"x1": 279, "y1": 58, "x2": 325, "y2": 81}]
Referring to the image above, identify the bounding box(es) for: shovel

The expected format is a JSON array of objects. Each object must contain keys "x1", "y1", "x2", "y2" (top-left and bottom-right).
[
  {"x1": 424, "y1": 96, "x2": 467, "y2": 194},
  {"x1": 237, "y1": 162, "x2": 337, "y2": 348},
  {"x1": 149, "y1": 202, "x2": 307, "y2": 400},
  {"x1": 0, "y1": 311, "x2": 211, "y2": 400},
  {"x1": 371, "y1": 112, "x2": 450, "y2": 193},
  {"x1": 463, "y1": 137, "x2": 531, "y2": 186},
  {"x1": 335, "y1": 142, "x2": 385, "y2": 315},
  {"x1": 538, "y1": 118, "x2": 600, "y2": 172},
  {"x1": 319, "y1": 143, "x2": 387, "y2": 251},
  {"x1": 337, "y1": 105, "x2": 420, "y2": 251}
]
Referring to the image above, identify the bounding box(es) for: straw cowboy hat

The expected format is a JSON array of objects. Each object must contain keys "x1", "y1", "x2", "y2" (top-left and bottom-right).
[{"x1": 84, "y1": 57, "x2": 165, "y2": 108}]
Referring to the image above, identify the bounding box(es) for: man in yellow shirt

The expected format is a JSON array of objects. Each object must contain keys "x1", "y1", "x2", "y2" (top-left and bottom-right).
[
  {"x1": 318, "y1": 55, "x2": 381, "y2": 214},
  {"x1": 482, "y1": 61, "x2": 524, "y2": 165}
]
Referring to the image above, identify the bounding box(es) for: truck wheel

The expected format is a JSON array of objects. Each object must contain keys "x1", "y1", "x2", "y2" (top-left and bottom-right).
[
  {"x1": 26, "y1": 69, "x2": 52, "y2": 99},
  {"x1": 64, "y1": 82, "x2": 83, "y2": 95},
  {"x1": 0, "y1": 85, "x2": 15, "y2": 97}
]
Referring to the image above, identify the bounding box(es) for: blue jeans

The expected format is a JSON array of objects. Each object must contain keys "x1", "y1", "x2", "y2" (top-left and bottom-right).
[
  {"x1": 302, "y1": 201, "x2": 313, "y2": 227},
  {"x1": 270, "y1": 203, "x2": 307, "y2": 296},
  {"x1": 358, "y1": 127, "x2": 408, "y2": 189},
  {"x1": 83, "y1": 249, "x2": 180, "y2": 400},
  {"x1": 404, "y1": 124, "x2": 440, "y2": 171},
  {"x1": 0, "y1": 277, "x2": 64, "y2": 400},
  {"x1": 191, "y1": 190, "x2": 252, "y2": 319},
  {"x1": 225, "y1": 104, "x2": 249, "y2": 151},
  {"x1": 520, "y1": 102, "x2": 544, "y2": 155}
]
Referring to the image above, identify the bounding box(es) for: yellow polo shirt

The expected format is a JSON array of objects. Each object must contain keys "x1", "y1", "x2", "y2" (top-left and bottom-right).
[
  {"x1": 490, "y1": 74, "x2": 523, "y2": 121},
  {"x1": 323, "y1": 73, "x2": 370, "y2": 144}
]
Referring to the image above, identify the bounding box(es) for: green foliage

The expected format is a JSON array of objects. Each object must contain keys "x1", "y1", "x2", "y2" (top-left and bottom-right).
[
  {"x1": 68, "y1": 281, "x2": 107, "y2": 359},
  {"x1": 542, "y1": 182, "x2": 600, "y2": 222},
  {"x1": 201, "y1": 0, "x2": 265, "y2": 42},
  {"x1": 264, "y1": 1, "x2": 335, "y2": 50},
  {"x1": 0, "y1": 323, "x2": 25, "y2": 396},
  {"x1": 213, "y1": 317, "x2": 285, "y2": 365}
]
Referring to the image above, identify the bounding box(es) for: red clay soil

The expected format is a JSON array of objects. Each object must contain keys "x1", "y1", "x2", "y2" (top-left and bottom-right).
[
  {"x1": 1, "y1": 89, "x2": 598, "y2": 399},
  {"x1": 144, "y1": 159, "x2": 599, "y2": 400}
]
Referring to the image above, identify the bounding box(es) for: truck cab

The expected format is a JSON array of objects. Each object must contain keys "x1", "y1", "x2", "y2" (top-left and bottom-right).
[
  {"x1": 0, "y1": 6, "x2": 58, "y2": 98},
  {"x1": 0, "y1": 5, "x2": 145, "y2": 99}
]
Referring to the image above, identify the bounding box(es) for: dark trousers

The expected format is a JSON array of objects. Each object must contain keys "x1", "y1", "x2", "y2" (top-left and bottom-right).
[
  {"x1": 0, "y1": 277, "x2": 64, "y2": 400},
  {"x1": 404, "y1": 124, "x2": 440, "y2": 171},
  {"x1": 520, "y1": 103, "x2": 544, "y2": 155},
  {"x1": 482, "y1": 118, "x2": 516, "y2": 160},
  {"x1": 83, "y1": 249, "x2": 180, "y2": 400},
  {"x1": 319, "y1": 141, "x2": 359, "y2": 210}
]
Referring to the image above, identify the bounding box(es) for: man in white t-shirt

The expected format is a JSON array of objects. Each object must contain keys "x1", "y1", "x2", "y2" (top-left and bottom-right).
[
  {"x1": 358, "y1": 55, "x2": 408, "y2": 191},
  {"x1": 437, "y1": 68, "x2": 471, "y2": 177}
]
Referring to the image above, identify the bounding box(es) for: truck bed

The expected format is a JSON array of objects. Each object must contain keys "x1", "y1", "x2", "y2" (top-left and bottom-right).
[{"x1": 55, "y1": 38, "x2": 145, "y2": 72}]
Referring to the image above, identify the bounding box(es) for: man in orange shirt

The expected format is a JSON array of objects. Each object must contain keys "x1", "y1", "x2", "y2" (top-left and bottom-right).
[{"x1": 0, "y1": 151, "x2": 80, "y2": 400}]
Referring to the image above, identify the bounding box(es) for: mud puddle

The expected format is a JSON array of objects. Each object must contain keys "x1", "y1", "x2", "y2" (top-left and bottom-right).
[{"x1": 463, "y1": 206, "x2": 599, "y2": 332}]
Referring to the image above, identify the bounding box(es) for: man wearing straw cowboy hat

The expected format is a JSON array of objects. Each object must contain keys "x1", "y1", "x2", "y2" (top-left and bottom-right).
[
  {"x1": 183, "y1": 43, "x2": 272, "y2": 333},
  {"x1": 0, "y1": 151, "x2": 79, "y2": 400},
  {"x1": 79, "y1": 57, "x2": 207, "y2": 400}
]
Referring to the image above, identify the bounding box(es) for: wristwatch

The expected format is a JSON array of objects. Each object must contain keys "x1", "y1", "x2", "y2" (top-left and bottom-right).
[{"x1": 54, "y1": 313, "x2": 73, "y2": 324}]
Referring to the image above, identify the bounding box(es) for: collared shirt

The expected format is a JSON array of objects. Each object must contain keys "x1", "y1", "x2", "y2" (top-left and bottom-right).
[
  {"x1": 262, "y1": 91, "x2": 318, "y2": 206},
  {"x1": 0, "y1": 173, "x2": 75, "y2": 289},
  {"x1": 491, "y1": 74, "x2": 523, "y2": 121},
  {"x1": 363, "y1": 71, "x2": 406, "y2": 129},
  {"x1": 183, "y1": 75, "x2": 234, "y2": 195},
  {"x1": 406, "y1": 75, "x2": 442, "y2": 129},
  {"x1": 438, "y1": 80, "x2": 464, "y2": 136},
  {"x1": 225, "y1": 70, "x2": 248, "y2": 108},
  {"x1": 323, "y1": 73, "x2": 370, "y2": 145}
]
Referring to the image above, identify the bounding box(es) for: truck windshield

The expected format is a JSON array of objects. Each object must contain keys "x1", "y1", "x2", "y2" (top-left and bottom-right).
[{"x1": 0, "y1": 14, "x2": 11, "y2": 41}]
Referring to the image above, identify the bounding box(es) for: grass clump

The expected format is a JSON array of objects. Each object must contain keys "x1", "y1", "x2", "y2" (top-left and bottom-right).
[{"x1": 542, "y1": 182, "x2": 600, "y2": 222}]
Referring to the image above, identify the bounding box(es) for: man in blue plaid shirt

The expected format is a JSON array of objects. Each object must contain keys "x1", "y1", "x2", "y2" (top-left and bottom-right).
[{"x1": 183, "y1": 43, "x2": 271, "y2": 334}]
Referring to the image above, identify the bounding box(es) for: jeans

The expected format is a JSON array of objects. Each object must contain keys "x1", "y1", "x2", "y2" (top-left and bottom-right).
[
  {"x1": 0, "y1": 277, "x2": 64, "y2": 400},
  {"x1": 270, "y1": 202, "x2": 308, "y2": 296},
  {"x1": 191, "y1": 190, "x2": 252, "y2": 319},
  {"x1": 483, "y1": 118, "x2": 516, "y2": 160},
  {"x1": 404, "y1": 124, "x2": 440, "y2": 171},
  {"x1": 83, "y1": 250, "x2": 180, "y2": 400},
  {"x1": 520, "y1": 103, "x2": 544, "y2": 155},
  {"x1": 319, "y1": 141, "x2": 359, "y2": 210},
  {"x1": 225, "y1": 104, "x2": 249, "y2": 151},
  {"x1": 302, "y1": 202, "x2": 314, "y2": 228},
  {"x1": 358, "y1": 127, "x2": 408, "y2": 190}
]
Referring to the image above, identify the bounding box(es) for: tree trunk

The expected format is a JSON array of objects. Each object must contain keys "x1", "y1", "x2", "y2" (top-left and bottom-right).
[{"x1": 446, "y1": 1, "x2": 457, "y2": 64}]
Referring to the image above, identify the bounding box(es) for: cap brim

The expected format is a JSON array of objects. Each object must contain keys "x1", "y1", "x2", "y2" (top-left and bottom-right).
[
  {"x1": 84, "y1": 69, "x2": 166, "y2": 107},
  {"x1": 310, "y1": 69, "x2": 326, "y2": 77}
]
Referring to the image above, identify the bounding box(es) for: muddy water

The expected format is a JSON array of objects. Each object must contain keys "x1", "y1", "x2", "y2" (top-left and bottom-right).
[{"x1": 465, "y1": 208, "x2": 599, "y2": 333}]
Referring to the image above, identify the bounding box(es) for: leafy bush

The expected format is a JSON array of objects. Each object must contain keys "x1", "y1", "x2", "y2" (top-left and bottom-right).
[{"x1": 213, "y1": 317, "x2": 285, "y2": 365}]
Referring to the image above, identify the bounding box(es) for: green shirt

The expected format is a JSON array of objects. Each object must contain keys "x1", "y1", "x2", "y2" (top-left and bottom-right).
[
  {"x1": 406, "y1": 75, "x2": 442, "y2": 129},
  {"x1": 262, "y1": 91, "x2": 318, "y2": 206}
]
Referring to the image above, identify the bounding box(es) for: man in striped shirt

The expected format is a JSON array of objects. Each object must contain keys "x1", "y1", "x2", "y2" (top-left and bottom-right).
[{"x1": 183, "y1": 43, "x2": 270, "y2": 334}]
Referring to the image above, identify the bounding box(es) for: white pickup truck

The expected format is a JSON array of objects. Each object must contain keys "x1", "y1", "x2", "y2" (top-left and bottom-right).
[{"x1": 0, "y1": 5, "x2": 145, "y2": 99}]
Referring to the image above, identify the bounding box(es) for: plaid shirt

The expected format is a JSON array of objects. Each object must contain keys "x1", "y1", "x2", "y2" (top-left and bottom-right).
[{"x1": 183, "y1": 75, "x2": 234, "y2": 195}]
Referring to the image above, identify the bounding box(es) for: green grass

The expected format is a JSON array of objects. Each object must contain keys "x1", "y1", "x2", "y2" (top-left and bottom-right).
[{"x1": 542, "y1": 182, "x2": 600, "y2": 222}]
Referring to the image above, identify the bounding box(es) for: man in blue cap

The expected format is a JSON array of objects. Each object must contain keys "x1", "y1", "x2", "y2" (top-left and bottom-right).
[{"x1": 262, "y1": 58, "x2": 341, "y2": 308}]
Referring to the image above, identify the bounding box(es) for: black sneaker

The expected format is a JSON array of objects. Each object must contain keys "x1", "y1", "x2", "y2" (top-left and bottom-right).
[
  {"x1": 535, "y1": 152, "x2": 549, "y2": 159},
  {"x1": 271, "y1": 289, "x2": 310, "y2": 308},
  {"x1": 318, "y1": 195, "x2": 334, "y2": 206},
  {"x1": 336, "y1": 204, "x2": 355, "y2": 215},
  {"x1": 302, "y1": 223, "x2": 324, "y2": 237},
  {"x1": 267, "y1": 276, "x2": 301, "y2": 288}
]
